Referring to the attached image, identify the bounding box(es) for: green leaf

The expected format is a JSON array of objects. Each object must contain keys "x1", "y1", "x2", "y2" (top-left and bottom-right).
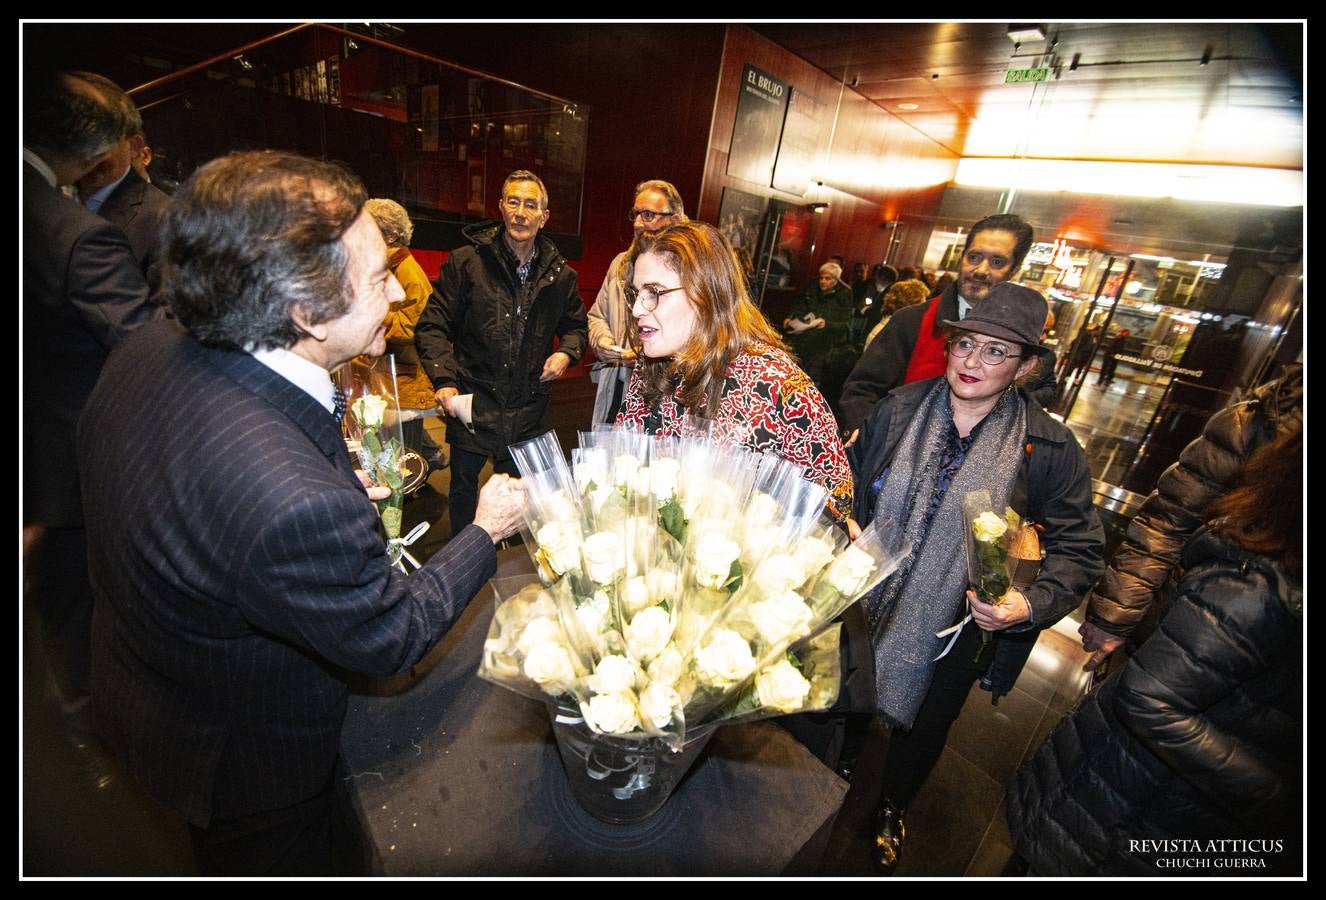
[
  {"x1": 362, "y1": 427, "x2": 383, "y2": 459},
  {"x1": 658, "y1": 599, "x2": 671, "y2": 614},
  {"x1": 786, "y1": 649, "x2": 802, "y2": 669},
  {"x1": 380, "y1": 505, "x2": 402, "y2": 539},
  {"x1": 657, "y1": 496, "x2": 689, "y2": 545},
  {"x1": 569, "y1": 570, "x2": 595, "y2": 604},
  {"x1": 722, "y1": 558, "x2": 744, "y2": 593},
  {"x1": 585, "y1": 479, "x2": 598, "y2": 494}
]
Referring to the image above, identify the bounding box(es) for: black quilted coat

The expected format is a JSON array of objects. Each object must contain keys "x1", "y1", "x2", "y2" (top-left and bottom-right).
[
  {"x1": 1085, "y1": 365, "x2": 1301, "y2": 640},
  {"x1": 1008, "y1": 527, "x2": 1302, "y2": 876}
]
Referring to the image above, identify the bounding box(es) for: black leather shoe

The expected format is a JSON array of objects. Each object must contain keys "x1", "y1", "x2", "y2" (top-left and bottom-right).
[{"x1": 872, "y1": 797, "x2": 906, "y2": 874}]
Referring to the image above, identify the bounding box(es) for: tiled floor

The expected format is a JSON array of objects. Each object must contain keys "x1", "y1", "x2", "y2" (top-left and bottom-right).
[{"x1": 20, "y1": 374, "x2": 1097, "y2": 878}]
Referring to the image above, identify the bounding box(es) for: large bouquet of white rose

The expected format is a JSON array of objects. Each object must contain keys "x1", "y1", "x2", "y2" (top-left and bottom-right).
[{"x1": 478, "y1": 428, "x2": 905, "y2": 749}]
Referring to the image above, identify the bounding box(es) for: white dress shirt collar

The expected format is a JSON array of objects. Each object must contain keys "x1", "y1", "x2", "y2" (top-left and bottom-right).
[{"x1": 249, "y1": 346, "x2": 337, "y2": 414}]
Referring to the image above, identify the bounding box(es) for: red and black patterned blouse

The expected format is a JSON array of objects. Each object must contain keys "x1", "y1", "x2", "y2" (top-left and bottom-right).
[{"x1": 616, "y1": 343, "x2": 854, "y2": 523}]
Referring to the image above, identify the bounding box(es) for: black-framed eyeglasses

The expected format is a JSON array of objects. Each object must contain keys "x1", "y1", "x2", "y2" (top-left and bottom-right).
[
  {"x1": 948, "y1": 337, "x2": 1022, "y2": 365},
  {"x1": 628, "y1": 208, "x2": 675, "y2": 224},
  {"x1": 626, "y1": 283, "x2": 685, "y2": 311}
]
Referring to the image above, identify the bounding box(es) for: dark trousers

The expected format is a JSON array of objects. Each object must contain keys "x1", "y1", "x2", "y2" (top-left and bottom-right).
[
  {"x1": 26, "y1": 525, "x2": 93, "y2": 709},
  {"x1": 190, "y1": 765, "x2": 369, "y2": 876},
  {"x1": 448, "y1": 445, "x2": 519, "y2": 534},
  {"x1": 881, "y1": 620, "x2": 995, "y2": 807}
]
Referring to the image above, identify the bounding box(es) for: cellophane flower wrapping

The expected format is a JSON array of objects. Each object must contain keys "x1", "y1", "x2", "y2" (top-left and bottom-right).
[
  {"x1": 337, "y1": 355, "x2": 407, "y2": 566},
  {"x1": 481, "y1": 427, "x2": 904, "y2": 749}
]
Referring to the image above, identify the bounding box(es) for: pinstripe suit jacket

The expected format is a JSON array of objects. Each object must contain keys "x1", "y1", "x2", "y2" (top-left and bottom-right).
[{"x1": 79, "y1": 320, "x2": 497, "y2": 826}]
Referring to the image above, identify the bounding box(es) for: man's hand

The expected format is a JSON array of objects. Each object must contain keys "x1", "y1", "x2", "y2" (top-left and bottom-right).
[
  {"x1": 355, "y1": 469, "x2": 392, "y2": 502},
  {"x1": 434, "y1": 386, "x2": 460, "y2": 415},
  {"x1": 472, "y1": 474, "x2": 525, "y2": 543},
  {"x1": 1079, "y1": 621, "x2": 1125, "y2": 672},
  {"x1": 843, "y1": 428, "x2": 860, "y2": 449},
  {"x1": 846, "y1": 518, "x2": 863, "y2": 541},
  {"x1": 595, "y1": 339, "x2": 636, "y2": 365},
  {"x1": 968, "y1": 588, "x2": 1031, "y2": 631},
  {"x1": 540, "y1": 351, "x2": 572, "y2": 382}
]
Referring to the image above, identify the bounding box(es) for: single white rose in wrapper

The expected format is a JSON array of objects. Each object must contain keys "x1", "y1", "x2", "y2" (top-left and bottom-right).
[
  {"x1": 587, "y1": 654, "x2": 638, "y2": 695},
  {"x1": 612, "y1": 453, "x2": 642, "y2": 489},
  {"x1": 647, "y1": 643, "x2": 685, "y2": 686},
  {"x1": 573, "y1": 449, "x2": 608, "y2": 493},
  {"x1": 638, "y1": 680, "x2": 680, "y2": 729},
  {"x1": 793, "y1": 534, "x2": 837, "y2": 580},
  {"x1": 747, "y1": 590, "x2": 814, "y2": 646},
  {"x1": 522, "y1": 642, "x2": 577, "y2": 694},
  {"x1": 352, "y1": 394, "x2": 388, "y2": 429},
  {"x1": 746, "y1": 491, "x2": 781, "y2": 525},
  {"x1": 646, "y1": 569, "x2": 680, "y2": 605},
  {"x1": 585, "y1": 691, "x2": 640, "y2": 735},
  {"x1": 585, "y1": 483, "x2": 616, "y2": 516},
  {"x1": 581, "y1": 531, "x2": 626, "y2": 584},
  {"x1": 626, "y1": 606, "x2": 673, "y2": 662},
  {"x1": 826, "y1": 544, "x2": 877, "y2": 597},
  {"x1": 536, "y1": 520, "x2": 582, "y2": 577},
  {"x1": 516, "y1": 616, "x2": 563, "y2": 657},
  {"x1": 755, "y1": 658, "x2": 812, "y2": 712},
  {"x1": 972, "y1": 510, "x2": 1009, "y2": 542},
  {"x1": 650, "y1": 457, "x2": 681, "y2": 501},
  {"x1": 620, "y1": 576, "x2": 652, "y2": 617},
  {"x1": 631, "y1": 465, "x2": 652, "y2": 497},
  {"x1": 743, "y1": 524, "x2": 782, "y2": 562},
  {"x1": 752, "y1": 553, "x2": 809, "y2": 596},
  {"x1": 693, "y1": 537, "x2": 741, "y2": 590},
  {"x1": 696, "y1": 627, "x2": 758, "y2": 688},
  {"x1": 575, "y1": 601, "x2": 608, "y2": 651}
]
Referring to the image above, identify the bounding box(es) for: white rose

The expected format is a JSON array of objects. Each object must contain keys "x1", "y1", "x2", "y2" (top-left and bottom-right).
[
  {"x1": 695, "y1": 628, "x2": 757, "y2": 688},
  {"x1": 826, "y1": 544, "x2": 877, "y2": 597},
  {"x1": 649, "y1": 458, "x2": 681, "y2": 501},
  {"x1": 751, "y1": 553, "x2": 809, "y2": 596},
  {"x1": 587, "y1": 654, "x2": 638, "y2": 695},
  {"x1": 793, "y1": 534, "x2": 837, "y2": 579},
  {"x1": 637, "y1": 681, "x2": 680, "y2": 729},
  {"x1": 575, "y1": 602, "x2": 607, "y2": 646},
  {"x1": 522, "y1": 642, "x2": 576, "y2": 694},
  {"x1": 585, "y1": 482, "x2": 616, "y2": 515},
  {"x1": 536, "y1": 520, "x2": 582, "y2": 577},
  {"x1": 747, "y1": 590, "x2": 814, "y2": 646},
  {"x1": 693, "y1": 537, "x2": 741, "y2": 590},
  {"x1": 647, "y1": 643, "x2": 685, "y2": 686},
  {"x1": 613, "y1": 453, "x2": 642, "y2": 488},
  {"x1": 646, "y1": 569, "x2": 680, "y2": 606},
  {"x1": 585, "y1": 691, "x2": 639, "y2": 735},
  {"x1": 626, "y1": 606, "x2": 673, "y2": 662},
  {"x1": 972, "y1": 510, "x2": 1009, "y2": 542},
  {"x1": 581, "y1": 531, "x2": 626, "y2": 584},
  {"x1": 755, "y1": 659, "x2": 812, "y2": 712},
  {"x1": 742, "y1": 525, "x2": 782, "y2": 562},
  {"x1": 620, "y1": 576, "x2": 652, "y2": 616},
  {"x1": 352, "y1": 394, "x2": 387, "y2": 428},
  {"x1": 573, "y1": 449, "x2": 608, "y2": 493},
  {"x1": 631, "y1": 465, "x2": 652, "y2": 497},
  {"x1": 746, "y1": 491, "x2": 781, "y2": 525},
  {"x1": 516, "y1": 616, "x2": 563, "y2": 657}
]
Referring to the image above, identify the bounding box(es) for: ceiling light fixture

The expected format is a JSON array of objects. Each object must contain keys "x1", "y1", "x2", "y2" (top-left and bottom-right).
[
  {"x1": 897, "y1": 102, "x2": 919, "y2": 110},
  {"x1": 1007, "y1": 24, "x2": 1046, "y2": 44}
]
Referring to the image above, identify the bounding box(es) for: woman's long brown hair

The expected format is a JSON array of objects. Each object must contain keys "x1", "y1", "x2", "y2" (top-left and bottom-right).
[
  {"x1": 1205, "y1": 426, "x2": 1302, "y2": 577},
  {"x1": 627, "y1": 222, "x2": 786, "y2": 415}
]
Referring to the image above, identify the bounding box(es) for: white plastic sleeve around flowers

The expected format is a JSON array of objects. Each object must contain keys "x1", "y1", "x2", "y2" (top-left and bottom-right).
[
  {"x1": 517, "y1": 467, "x2": 586, "y2": 586},
  {"x1": 477, "y1": 575, "x2": 590, "y2": 708},
  {"x1": 700, "y1": 623, "x2": 844, "y2": 728},
  {"x1": 802, "y1": 516, "x2": 909, "y2": 624}
]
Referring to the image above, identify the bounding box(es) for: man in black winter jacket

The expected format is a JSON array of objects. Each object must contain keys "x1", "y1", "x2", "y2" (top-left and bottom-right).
[{"x1": 416, "y1": 170, "x2": 587, "y2": 534}]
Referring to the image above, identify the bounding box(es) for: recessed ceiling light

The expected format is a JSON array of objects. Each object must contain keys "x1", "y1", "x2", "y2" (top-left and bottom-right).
[
  {"x1": 1007, "y1": 24, "x2": 1046, "y2": 43},
  {"x1": 897, "y1": 102, "x2": 920, "y2": 110}
]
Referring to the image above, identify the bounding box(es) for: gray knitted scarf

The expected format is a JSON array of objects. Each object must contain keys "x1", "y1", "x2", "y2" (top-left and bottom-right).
[{"x1": 865, "y1": 379, "x2": 1027, "y2": 730}]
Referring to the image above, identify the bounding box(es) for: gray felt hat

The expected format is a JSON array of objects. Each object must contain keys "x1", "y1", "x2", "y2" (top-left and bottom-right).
[{"x1": 941, "y1": 282, "x2": 1050, "y2": 351}]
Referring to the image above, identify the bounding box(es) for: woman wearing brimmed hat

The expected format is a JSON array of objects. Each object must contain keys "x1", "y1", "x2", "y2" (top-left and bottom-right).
[{"x1": 842, "y1": 281, "x2": 1105, "y2": 873}]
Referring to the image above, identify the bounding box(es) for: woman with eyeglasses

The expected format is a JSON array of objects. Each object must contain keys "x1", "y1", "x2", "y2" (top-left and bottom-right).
[
  {"x1": 842, "y1": 281, "x2": 1104, "y2": 873},
  {"x1": 615, "y1": 220, "x2": 853, "y2": 523}
]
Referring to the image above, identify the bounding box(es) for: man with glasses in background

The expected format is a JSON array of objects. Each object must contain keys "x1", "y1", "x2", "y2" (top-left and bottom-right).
[
  {"x1": 839, "y1": 213, "x2": 1058, "y2": 441},
  {"x1": 586, "y1": 179, "x2": 687, "y2": 424},
  {"x1": 416, "y1": 170, "x2": 587, "y2": 535}
]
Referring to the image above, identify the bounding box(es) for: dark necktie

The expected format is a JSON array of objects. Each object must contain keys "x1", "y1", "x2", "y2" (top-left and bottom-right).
[{"x1": 332, "y1": 385, "x2": 347, "y2": 424}]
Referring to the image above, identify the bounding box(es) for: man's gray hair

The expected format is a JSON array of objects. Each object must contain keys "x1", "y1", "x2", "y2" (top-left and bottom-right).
[
  {"x1": 819, "y1": 261, "x2": 843, "y2": 279},
  {"x1": 71, "y1": 71, "x2": 144, "y2": 140},
  {"x1": 634, "y1": 179, "x2": 687, "y2": 221},
  {"x1": 24, "y1": 71, "x2": 137, "y2": 163},
  {"x1": 502, "y1": 169, "x2": 549, "y2": 210},
  {"x1": 363, "y1": 198, "x2": 414, "y2": 247}
]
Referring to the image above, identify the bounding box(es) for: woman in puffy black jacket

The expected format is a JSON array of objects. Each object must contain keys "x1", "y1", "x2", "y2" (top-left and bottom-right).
[{"x1": 1008, "y1": 428, "x2": 1302, "y2": 876}]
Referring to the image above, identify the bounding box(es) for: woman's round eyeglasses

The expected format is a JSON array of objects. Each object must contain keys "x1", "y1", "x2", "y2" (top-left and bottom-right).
[
  {"x1": 948, "y1": 337, "x2": 1022, "y2": 365},
  {"x1": 626, "y1": 284, "x2": 685, "y2": 312}
]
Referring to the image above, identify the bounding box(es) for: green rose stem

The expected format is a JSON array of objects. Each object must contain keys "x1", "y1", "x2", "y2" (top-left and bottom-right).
[{"x1": 361, "y1": 421, "x2": 405, "y2": 566}]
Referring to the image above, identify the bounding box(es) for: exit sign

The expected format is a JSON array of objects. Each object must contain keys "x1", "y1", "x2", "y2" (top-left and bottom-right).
[{"x1": 1005, "y1": 67, "x2": 1050, "y2": 84}]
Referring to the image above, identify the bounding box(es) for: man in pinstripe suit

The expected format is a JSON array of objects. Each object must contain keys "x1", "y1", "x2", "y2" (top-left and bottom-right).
[{"x1": 78, "y1": 151, "x2": 524, "y2": 875}]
